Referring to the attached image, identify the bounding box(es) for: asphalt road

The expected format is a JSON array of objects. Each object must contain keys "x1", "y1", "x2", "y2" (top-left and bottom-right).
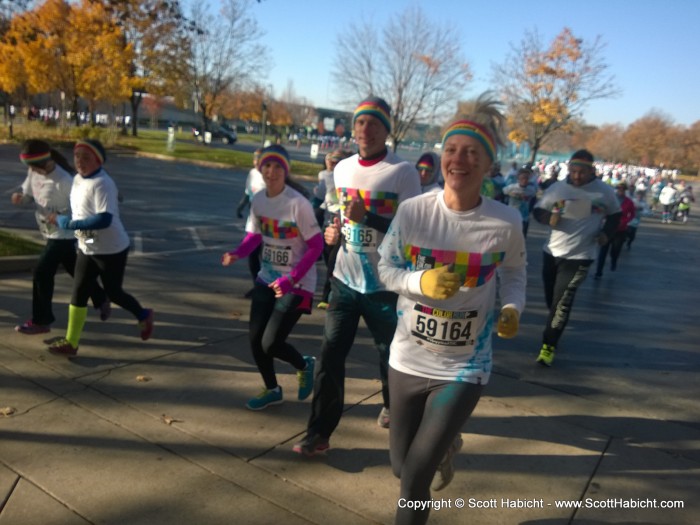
[{"x1": 1, "y1": 142, "x2": 699, "y2": 429}]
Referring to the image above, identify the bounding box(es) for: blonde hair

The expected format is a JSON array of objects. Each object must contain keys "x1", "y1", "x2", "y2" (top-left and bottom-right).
[{"x1": 444, "y1": 92, "x2": 506, "y2": 154}]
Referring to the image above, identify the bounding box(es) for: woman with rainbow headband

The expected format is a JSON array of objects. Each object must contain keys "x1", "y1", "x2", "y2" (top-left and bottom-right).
[
  {"x1": 377, "y1": 93, "x2": 526, "y2": 525},
  {"x1": 47, "y1": 139, "x2": 154, "y2": 356},
  {"x1": 415, "y1": 151, "x2": 443, "y2": 193},
  {"x1": 11, "y1": 140, "x2": 109, "y2": 335},
  {"x1": 222, "y1": 144, "x2": 322, "y2": 410}
]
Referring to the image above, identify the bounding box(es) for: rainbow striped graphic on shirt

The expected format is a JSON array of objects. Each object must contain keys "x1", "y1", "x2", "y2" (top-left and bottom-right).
[
  {"x1": 405, "y1": 244, "x2": 505, "y2": 288},
  {"x1": 260, "y1": 217, "x2": 300, "y2": 239},
  {"x1": 337, "y1": 187, "x2": 399, "y2": 216}
]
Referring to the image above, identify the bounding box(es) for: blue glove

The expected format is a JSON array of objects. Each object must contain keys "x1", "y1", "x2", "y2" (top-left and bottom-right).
[{"x1": 56, "y1": 215, "x2": 72, "y2": 230}]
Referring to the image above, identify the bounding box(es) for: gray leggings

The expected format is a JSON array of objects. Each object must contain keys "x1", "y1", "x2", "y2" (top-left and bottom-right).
[{"x1": 389, "y1": 366, "x2": 483, "y2": 525}]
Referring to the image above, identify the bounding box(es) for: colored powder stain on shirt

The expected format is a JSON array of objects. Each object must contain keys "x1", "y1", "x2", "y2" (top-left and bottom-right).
[
  {"x1": 260, "y1": 216, "x2": 299, "y2": 239},
  {"x1": 405, "y1": 244, "x2": 505, "y2": 287}
]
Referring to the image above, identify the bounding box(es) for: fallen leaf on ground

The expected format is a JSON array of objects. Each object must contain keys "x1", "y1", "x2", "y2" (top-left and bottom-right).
[
  {"x1": 230, "y1": 311, "x2": 242, "y2": 319},
  {"x1": 136, "y1": 375, "x2": 152, "y2": 382},
  {"x1": 161, "y1": 414, "x2": 183, "y2": 425},
  {"x1": 1, "y1": 407, "x2": 17, "y2": 416}
]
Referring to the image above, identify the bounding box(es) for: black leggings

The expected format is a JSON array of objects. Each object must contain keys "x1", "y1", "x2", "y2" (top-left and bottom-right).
[
  {"x1": 33, "y1": 239, "x2": 106, "y2": 325},
  {"x1": 542, "y1": 252, "x2": 591, "y2": 347},
  {"x1": 389, "y1": 367, "x2": 482, "y2": 525},
  {"x1": 248, "y1": 284, "x2": 306, "y2": 390},
  {"x1": 596, "y1": 230, "x2": 627, "y2": 274},
  {"x1": 72, "y1": 248, "x2": 143, "y2": 319}
]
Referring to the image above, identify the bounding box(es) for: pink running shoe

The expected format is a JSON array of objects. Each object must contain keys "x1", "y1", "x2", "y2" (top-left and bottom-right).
[
  {"x1": 139, "y1": 309, "x2": 154, "y2": 341},
  {"x1": 15, "y1": 320, "x2": 50, "y2": 335}
]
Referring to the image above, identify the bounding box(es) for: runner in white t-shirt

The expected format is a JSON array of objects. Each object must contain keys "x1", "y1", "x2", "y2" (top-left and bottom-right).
[
  {"x1": 293, "y1": 96, "x2": 421, "y2": 457},
  {"x1": 533, "y1": 149, "x2": 621, "y2": 366},
  {"x1": 11, "y1": 140, "x2": 108, "y2": 335},
  {"x1": 47, "y1": 140, "x2": 154, "y2": 357},
  {"x1": 222, "y1": 145, "x2": 323, "y2": 410},
  {"x1": 378, "y1": 95, "x2": 527, "y2": 524}
]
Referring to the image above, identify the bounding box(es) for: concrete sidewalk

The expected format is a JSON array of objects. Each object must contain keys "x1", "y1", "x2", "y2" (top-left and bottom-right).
[{"x1": 1, "y1": 219, "x2": 699, "y2": 525}]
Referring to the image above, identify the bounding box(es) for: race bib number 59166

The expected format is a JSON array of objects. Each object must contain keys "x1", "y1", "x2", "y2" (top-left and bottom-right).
[
  {"x1": 410, "y1": 304, "x2": 477, "y2": 355},
  {"x1": 262, "y1": 243, "x2": 292, "y2": 270}
]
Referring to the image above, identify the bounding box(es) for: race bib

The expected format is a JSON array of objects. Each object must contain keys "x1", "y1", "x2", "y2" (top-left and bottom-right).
[
  {"x1": 410, "y1": 303, "x2": 477, "y2": 356},
  {"x1": 76, "y1": 229, "x2": 97, "y2": 244},
  {"x1": 563, "y1": 199, "x2": 591, "y2": 219},
  {"x1": 262, "y1": 242, "x2": 292, "y2": 270},
  {"x1": 342, "y1": 222, "x2": 378, "y2": 253}
]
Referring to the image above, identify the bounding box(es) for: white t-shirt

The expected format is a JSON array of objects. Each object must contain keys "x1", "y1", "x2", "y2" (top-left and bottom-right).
[
  {"x1": 70, "y1": 168, "x2": 130, "y2": 255},
  {"x1": 245, "y1": 168, "x2": 265, "y2": 198},
  {"x1": 21, "y1": 165, "x2": 75, "y2": 240},
  {"x1": 535, "y1": 178, "x2": 620, "y2": 260},
  {"x1": 659, "y1": 185, "x2": 678, "y2": 205},
  {"x1": 332, "y1": 151, "x2": 421, "y2": 293},
  {"x1": 247, "y1": 185, "x2": 321, "y2": 293},
  {"x1": 378, "y1": 192, "x2": 527, "y2": 384}
]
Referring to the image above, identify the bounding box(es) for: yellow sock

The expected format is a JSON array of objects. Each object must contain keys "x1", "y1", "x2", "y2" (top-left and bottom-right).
[{"x1": 66, "y1": 305, "x2": 88, "y2": 348}]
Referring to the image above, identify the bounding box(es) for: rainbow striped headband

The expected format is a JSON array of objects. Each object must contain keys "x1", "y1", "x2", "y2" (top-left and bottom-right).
[
  {"x1": 569, "y1": 159, "x2": 594, "y2": 169},
  {"x1": 442, "y1": 120, "x2": 496, "y2": 161},
  {"x1": 416, "y1": 160, "x2": 434, "y2": 172},
  {"x1": 20, "y1": 151, "x2": 51, "y2": 166},
  {"x1": 353, "y1": 100, "x2": 391, "y2": 132},
  {"x1": 74, "y1": 141, "x2": 104, "y2": 165},
  {"x1": 259, "y1": 150, "x2": 290, "y2": 177}
]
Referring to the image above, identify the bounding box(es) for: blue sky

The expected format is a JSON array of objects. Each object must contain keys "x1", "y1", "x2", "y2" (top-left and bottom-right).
[{"x1": 249, "y1": 0, "x2": 699, "y2": 127}]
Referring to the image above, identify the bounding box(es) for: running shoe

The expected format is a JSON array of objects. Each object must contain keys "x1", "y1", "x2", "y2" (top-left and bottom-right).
[
  {"x1": 317, "y1": 301, "x2": 329, "y2": 310},
  {"x1": 138, "y1": 309, "x2": 154, "y2": 341},
  {"x1": 431, "y1": 434, "x2": 464, "y2": 491},
  {"x1": 292, "y1": 432, "x2": 330, "y2": 456},
  {"x1": 377, "y1": 406, "x2": 390, "y2": 428},
  {"x1": 536, "y1": 344, "x2": 555, "y2": 367},
  {"x1": 245, "y1": 387, "x2": 283, "y2": 411},
  {"x1": 15, "y1": 320, "x2": 50, "y2": 335},
  {"x1": 297, "y1": 356, "x2": 315, "y2": 400},
  {"x1": 48, "y1": 338, "x2": 78, "y2": 357},
  {"x1": 98, "y1": 301, "x2": 111, "y2": 322}
]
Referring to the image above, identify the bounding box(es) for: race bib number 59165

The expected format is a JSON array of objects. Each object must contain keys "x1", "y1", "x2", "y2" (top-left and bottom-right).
[
  {"x1": 342, "y1": 223, "x2": 377, "y2": 253},
  {"x1": 410, "y1": 304, "x2": 477, "y2": 355}
]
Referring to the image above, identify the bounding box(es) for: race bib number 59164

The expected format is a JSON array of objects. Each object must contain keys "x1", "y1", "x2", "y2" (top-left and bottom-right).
[{"x1": 410, "y1": 304, "x2": 477, "y2": 356}]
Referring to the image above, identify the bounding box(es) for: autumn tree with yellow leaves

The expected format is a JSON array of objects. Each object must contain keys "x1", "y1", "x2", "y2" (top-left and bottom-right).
[
  {"x1": 68, "y1": 0, "x2": 133, "y2": 122},
  {"x1": 0, "y1": 0, "x2": 132, "y2": 126},
  {"x1": 494, "y1": 27, "x2": 619, "y2": 163},
  {"x1": 99, "y1": 0, "x2": 188, "y2": 136}
]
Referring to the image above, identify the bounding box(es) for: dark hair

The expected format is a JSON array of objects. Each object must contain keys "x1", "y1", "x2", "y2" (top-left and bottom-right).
[
  {"x1": 50, "y1": 149, "x2": 75, "y2": 173},
  {"x1": 286, "y1": 177, "x2": 311, "y2": 199},
  {"x1": 21, "y1": 139, "x2": 74, "y2": 173},
  {"x1": 570, "y1": 149, "x2": 594, "y2": 163}
]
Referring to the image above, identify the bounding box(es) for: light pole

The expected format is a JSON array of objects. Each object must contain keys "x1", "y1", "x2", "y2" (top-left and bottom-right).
[
  {"x1": 260, "y1": 102, "x2": 268, "y2": 147},
  {"x1": 260, "y1": 84, "x2": 273, "y2": 147}
]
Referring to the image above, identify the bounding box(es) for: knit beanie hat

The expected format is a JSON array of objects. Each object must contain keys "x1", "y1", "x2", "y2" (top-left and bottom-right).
[
  {"x1": 353, "y1": 96, "x2": 391, "y2": 132},
  {"x1": 258, "y1": 144, "x2": 290, "y2": 178},
  {"x1": 416, "y1": 153, "x2": 435, "y2": 173},
  {"x1": 74, "y1": 139, "x2": 106, "y2": 165}
]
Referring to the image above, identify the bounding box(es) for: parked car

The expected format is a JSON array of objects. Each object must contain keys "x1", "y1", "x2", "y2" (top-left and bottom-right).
[{"x1": 192, "y1": 123, "x2": 238, "y2": 145}]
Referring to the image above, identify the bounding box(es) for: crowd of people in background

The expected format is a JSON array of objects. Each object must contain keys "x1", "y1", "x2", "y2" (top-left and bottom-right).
[{"x1": 8, "y1": 92, "x2": 696, "y2": 525}]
